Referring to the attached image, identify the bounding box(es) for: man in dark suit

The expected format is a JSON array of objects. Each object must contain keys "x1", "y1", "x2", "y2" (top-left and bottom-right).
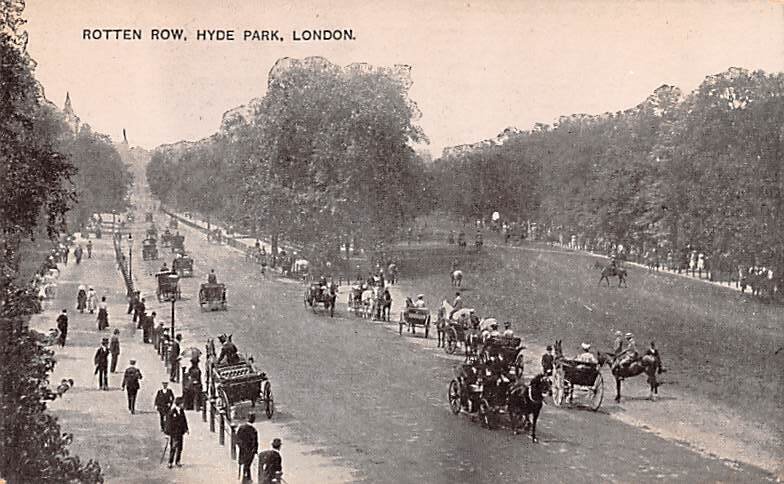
[
  {"x1": 169, "y1": 334, "x2": 182, "y2": 382},
  {"x1": 258, "y1": 438, "x2": 282, "y2": 484},
  {"x1": 236, "y1": 414, "x2": 258, "y2": 482},
  {"x1": 135, "y1": 297, "x2": 146, "y2": 327},
  {"x1": 121, "y1": 359, "x2": 143, "y2": 414},
  {"x1": 94, "y1": 337, "x2": 110, "y2": 390},
  {"x1": 166, "y1": 397, "x2": 188, "y2": 468},
  {"x1": 56, "y1": 309, "x2": 69, "y2": 347},
  {"x1": 154, "y1": 381, "x2": 175, "y2": 432}
]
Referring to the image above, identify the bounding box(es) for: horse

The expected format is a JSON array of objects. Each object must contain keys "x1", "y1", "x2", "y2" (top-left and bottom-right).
[
  {"x1": 598, "y1": 265, "x2": 627, "y2": 287},
  {"x1": 360, "y1": 287, "x2": 376, "y2": 319},
  {"x1": 507, "y1": 374, "x2": 550, "y2": 442},
  {"x1": 597, "y1": 348, "x2": 662, "y2": 402},
  {"x1": 451, "y1": 270, "x2": 463, "y2": 287},
  {"x1": 306, "y1": 281, "x2": 338, "y2": 317},
  {"x1": 379, "y1": 289, "x2": 392, "y2": 321},
  {"x1": 436, "y1": 302, "x2": 449, "y2": 348}
]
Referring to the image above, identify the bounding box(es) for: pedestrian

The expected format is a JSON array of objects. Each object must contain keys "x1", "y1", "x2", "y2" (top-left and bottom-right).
[
  {"x1": 86, "y1": 240, "x2": 93, "y2": 258},
  {"x1": 62, "y1": 245, "x2": 69, "y2": 265},
  {"x1": 142, "y1": 311, "x2": 156, "y2": 344},
  {"x1": 74, "y1": 244, "x2": 83, "y2": 264},
  {"x1": 236, "y1": 414, "x2": 258, "y2": 482},
  {"x1": 56, "y1": 309, "x2": 69, "y2": 347},
  {"x1": 94, "y1": 337, "x2": 110, "y2": 390},
  {"x1": 169, "y1": 334, "x2": 182, "y2": 383},
  {"x1": 97, "y1": 296, "x2": 109, "y2": 330},
  {"x1": 166, "y1": 397, "x2": 188, "y2": 468},
  {"x1": 135, "y1": 298, "x2": 146, "y2": 327},
  {"x1": 183, "y1": 358, "x2": 202, "y2": 410},
  {"x1": 121, "y1": 359, "x2": 143, "y2": 414},
  {"x1": 258, "y1": 438, "x2": 283, "y2": 484},
  {"x1": 86, "y1": 286, "x2": 97, "y2": 314},
  {"x1": 127, "y1": 290, "x2": 139, "y2": 316},
  {"x1": 154, "y1": 381, "x2": 175, "y2": 433},
  {"x1": 109, "y1": 329, "x2": 121, "y2": 372},
  {"x1": 541, "y1": 345, "x2": 554, "y2": 376},
  {"x1": 77, "y1": 285, "x2": 87, "y2": 313}
]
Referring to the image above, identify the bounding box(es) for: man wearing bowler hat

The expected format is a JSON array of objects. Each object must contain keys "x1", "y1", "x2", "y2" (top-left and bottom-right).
[
  {"x1": 236, "y1": 414, "x2": 259, "y2": 482},
  {"x1": 121, "y1": 359, "x2": 143, "y2": 414},
  {"x1": 258, "y1": 438, "x2": 283, "y2": 484}
]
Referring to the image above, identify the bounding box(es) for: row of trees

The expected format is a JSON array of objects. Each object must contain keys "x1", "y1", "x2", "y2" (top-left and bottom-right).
[
  {"x1": 148, "y1": 57, "x2": 428, "y2": 259},
  {"x1": 1, "y1": 1, "x2": 129, "y2": 481},
  {"x1": 432, "y1": 68, "x2": 783, "y2": 273}
]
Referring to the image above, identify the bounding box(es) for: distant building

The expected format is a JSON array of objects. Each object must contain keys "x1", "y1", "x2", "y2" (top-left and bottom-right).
[{"x1": 62, "y1": 92, "x2": 81, "y2": 134}]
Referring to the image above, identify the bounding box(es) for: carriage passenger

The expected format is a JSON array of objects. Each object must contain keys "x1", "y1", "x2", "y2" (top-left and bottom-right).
[
  {"x1": 615, "y1": 333, "x2": 638, "y2": 370},
  {"x1": 502, "y1": 322, "x2": 514, "y2": 337},
  {"x1": 413, "y1": 294, "x2": 426, "y2": 309},
  {"x1": 216, "y1": 334, "x2": 240, "y2": 366},
  {"x1": 208, "y1": 269, "x2": 217, "y2": 284},
  {"x1": 160, "y1": 262, "x2": 169, "y2": 273},
  {"x1": 575, "y1": 343, "x2": 598, "y2": 365}
]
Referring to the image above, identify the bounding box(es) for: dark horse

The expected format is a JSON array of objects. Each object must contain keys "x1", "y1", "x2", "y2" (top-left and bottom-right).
[
  {"x1": 507, "y1": 374, "x2": 549, "y2": 442},
  {"x1": 305, "y1": 282, "x2": 337, "y2": 317},
  {"x1": 597, "y1": 350, "x2": 661, "y2": 402},
  {"x1": 598, "y1": 265, "x2": 628, "y2": 288}
]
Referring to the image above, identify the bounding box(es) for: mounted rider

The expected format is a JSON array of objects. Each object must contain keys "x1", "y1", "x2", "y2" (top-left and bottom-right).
[
  {"x1": 612, "y1": 330, "x2": 624, "y2": 355},
  {"x1": 614, "y1": 333, "x2": 638, "y2": 370}
]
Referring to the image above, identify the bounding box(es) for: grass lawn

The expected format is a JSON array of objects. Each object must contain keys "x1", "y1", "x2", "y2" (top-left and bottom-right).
[{"x1": 393, "y1": 241, "x2": 784, "y2": 434}]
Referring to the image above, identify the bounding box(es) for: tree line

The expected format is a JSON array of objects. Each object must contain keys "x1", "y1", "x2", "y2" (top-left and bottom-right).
[
  {"x1": 431, "y1": 68, "x2": 783, "y2": 279},
  {"x1": 1, "y1": 1, "x2": 130, "y2": 481},
  {"x1": 147, "y1": 57, "x2": 428, "y2": 260}
]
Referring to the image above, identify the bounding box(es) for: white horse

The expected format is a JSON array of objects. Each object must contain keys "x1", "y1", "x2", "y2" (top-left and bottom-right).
[
  {"x1": 360, "y1": 287, "x2": 377, "y2": 319},
  {"x1": 451, "y1": 270, "x2": 463, "y2": 287}
]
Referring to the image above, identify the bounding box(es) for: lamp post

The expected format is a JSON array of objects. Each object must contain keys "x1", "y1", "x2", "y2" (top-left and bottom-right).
[
  {"x1": 169, "y1": 295, "x2": 176, "y2": 343},
  {"x1": 128, "y1": 234, "x2": 133, "y2": 282}
]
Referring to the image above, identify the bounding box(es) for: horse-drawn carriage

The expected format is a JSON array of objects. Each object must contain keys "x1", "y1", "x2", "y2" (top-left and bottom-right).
[
  {"x1": 146, "y1": 226, "x2": 158, "y2": 240},
  {"x1": 551, "y1": 358, "x2": 604, "y2": 411},
  {"x1": 447, "y1": 356, "x2": 549, "y2": 439},
  {"x1": 478, "y1": 335, "x2": 525, "y2": 377},
  {"x1": 206, "y1": 340, "x2": 273, "y2": 421},
  {"x1": 304, "y1": 281, "x2": 337, "y2": 317},
  {"x1": 156, "y1": 272, "x2": 181, "y2": 302},
  {"x1": 171, "y1": 234, "x2": 185, "y2": 254},
  {"x1": 161, "y1": 229, "x2": 173, "y2": 247},
  {"x1": 173, "y1": 255, "x2": 193, "y2": 277},
  {"x1": 399, "y1": 307, "x2": 431, "y2": 338},
  {"x1": 199, "y1": 283, "x2": 227, "y2": 311},
  {"x1": 144, "y1": 211, "x2": 154, "y2": 223},
  {"x1": 142, "y1": 238, "x2": 159, "y2": 261},
  {"x1": 439, "y1": 305, "x2": 481, "y2": 355}
]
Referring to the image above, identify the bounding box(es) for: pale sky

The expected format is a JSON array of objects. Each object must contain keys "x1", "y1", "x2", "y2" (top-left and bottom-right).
[{"x1": 23, "y1": 0, "x2": 784, "y2": 156}]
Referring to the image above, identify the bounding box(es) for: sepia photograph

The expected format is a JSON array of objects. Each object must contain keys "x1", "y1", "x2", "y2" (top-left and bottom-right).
[{"x1": 0, "y1": 1, "x2": 782, "y2": 482}]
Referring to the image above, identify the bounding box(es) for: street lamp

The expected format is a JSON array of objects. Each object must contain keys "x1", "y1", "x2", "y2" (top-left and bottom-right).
[
  {"x1": 128, "y1": 234, "x2": 133, "y2": 282},
  {"x1": 168, "y1": 295, "x2": 176, "y2": 342}
]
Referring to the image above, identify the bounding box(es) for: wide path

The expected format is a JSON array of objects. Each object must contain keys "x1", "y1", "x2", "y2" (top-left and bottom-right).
[{"x1": 138, "y1": 214, "x2": 773, "y2": 483}]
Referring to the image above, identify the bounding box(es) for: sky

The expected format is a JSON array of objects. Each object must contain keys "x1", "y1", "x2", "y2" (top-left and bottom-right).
[{"x1": 23, "y1": 0, "x2": 784, "y2": 156}]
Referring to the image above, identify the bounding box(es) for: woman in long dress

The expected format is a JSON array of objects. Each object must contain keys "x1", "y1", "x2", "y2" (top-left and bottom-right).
[
  {"x1": 76, "y1": 285, "x2": 87, "y2": 313},
  {"x1": 97, "y1": 296, "x2": 109, "y2": 330},
  {"x1": 86, "y1": 287, "x2": 97, "y2": 314}
]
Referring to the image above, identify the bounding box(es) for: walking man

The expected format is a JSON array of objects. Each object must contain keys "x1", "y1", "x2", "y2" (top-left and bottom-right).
[
  {"x1": 169, "y1": 334, "x2": 182, "y2": 382},
  {"x1": 56, "y1": 309, "x2": 69, "y2": 347},
  {"x1": 86, "y1": 240, "x2": 93, "y2": 259},
  {"x1": 121, "y1": 359, "x2": 143, "y2": 414},
  {"x1": 236, "y1": 414, "x2": 259, "y2": 482},
  {"x1": 142, "y1": 311, "x2": 156, "y2": 344},
  {"x1": 154, "y1": 381, "x2": 175, "y2": 433},
  {"x1": 135, "y1": 297, "x2": 146, "y2": 327},
  {"x1": 258, "y1": 438, "x2": 283, "y2": 484},
  {"x1": 109, "y1": 329, "x2": 121, "y2": 373},
  {"x1": 94, "y1": 337, "x2": 110, "y2": 390},
  {"x1": 127, "y1": 290, "x2": 139, "y2": 315},
  {"x1": 166, "y1": 397, "x2": 188, "y2": 468}
]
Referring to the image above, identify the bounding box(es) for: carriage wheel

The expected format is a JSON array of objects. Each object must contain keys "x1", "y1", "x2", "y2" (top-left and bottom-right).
[
  {"x1": 445, "y1": 328, "x2": 458, "y2": 354},
  {"x1": 218, "y1": 388, "x2": 231, "y2": 421},
  {"x1": 479, "y1": 398, "x2": 494, "y2": 429},
  {"x1": 263, "y1": 382, "x2": 274, "y2": 419},
  {"x1": 514, "y1": 352, "x2": 525, "y2": 378},
  {"x1": 590, "y1": 372, "x2": 604, "y2": 411},
  {"x1": 448, "y1": 380, "x2": 461, "y2": 415},
  {"x1": 552, "y1": 369, "x2": 565, "y2": 407}
]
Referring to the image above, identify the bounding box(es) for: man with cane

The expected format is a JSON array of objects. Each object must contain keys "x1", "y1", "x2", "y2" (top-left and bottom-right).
[{"x1": 236, "y1": 414, "x2": 258, "y2": 482}]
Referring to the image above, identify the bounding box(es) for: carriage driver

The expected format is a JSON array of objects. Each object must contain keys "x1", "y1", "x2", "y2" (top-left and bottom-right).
[
  {"x1": 413, "y1": 294, "x2": 426, "y2": 309},
  {"x1": 216, "y1": 334, "x2": 240, "y2": 366},
  {"x1": 575, "y1": 343, "x2": 598, "y2": 364},
  {"x1": 450, "y1": 292, "x2": 463, "y2": 319},
  {"x1": 208, "y1": 269, "x2": 218, "y2": 284}
]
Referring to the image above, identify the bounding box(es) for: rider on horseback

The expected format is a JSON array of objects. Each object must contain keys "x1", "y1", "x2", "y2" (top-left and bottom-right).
[
  {"x1": 449, "y1": 292, "x2": 463, "y2": 319},
  {"x1": 614, "y1": 333, "x2": 638, "y2": 371}
]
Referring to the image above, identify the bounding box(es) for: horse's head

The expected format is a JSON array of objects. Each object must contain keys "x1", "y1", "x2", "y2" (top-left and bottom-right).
[
  {"x1": 553, "y1": 339, "x2": 563, "y2": 359},
  {"x1": 530, "y1": 373, "x2": 551, "y2": 399}
]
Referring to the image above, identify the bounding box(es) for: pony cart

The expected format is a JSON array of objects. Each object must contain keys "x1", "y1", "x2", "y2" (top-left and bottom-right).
[
  {"x1": 207, "y1": 348, "x2": 273, "y2": 421},
  {"x1": 171, "y1": 234, "x2": 185, "y2": 254},
  {"x1": 399, "y1": 307, "x2": 431, "y2": 338},
  {"x1": 142, "y1": 238, "x2": 158, "y2": 261},
  {"x1": 439, "y1": 306, "x2": 480, "y2": 355},
  {"x1": 173, "y1": 255, "x2": 193, "y2": 277},
  {"x1": 156, "y1": 273, "x2": 181, "y2": 302},
  {"x1": 447, "y1": 357, "x2": 549, "y2": 439},
  {"x1": 199, "y1": 283, "x2": 227, "y2": 311},
  {"x1": 304, "y1": 282, "x2": 337, "y2": 317},
  {"x1": 551, "y1": 358, "x2": 604, "y2": 411}
]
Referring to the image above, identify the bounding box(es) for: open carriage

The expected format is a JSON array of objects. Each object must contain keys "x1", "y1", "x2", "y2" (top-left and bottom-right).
[
  {"x1": 173, "y1": 255, "x2": 193, "y2": 277},
  {"x1": 199, "y1": 283, "x2": 227, "y2": 311},
  {"x1": 206, "y1": 341, "x2": 273, "y2": 422},
  {"x1": 304, "y1": 282, "x2": 337, "y2": 317},
  {"x1": 442, "y1": 308, "x2": 481, "y2": 355},
  {"x1": 142, "y1": 238, "x2": 159, "y2": 261},
  {"x1": 551, "y1": 358, "x2": 604, "y2": 411},
  {"x1": 478, "y1": 335, "x2": 525, "y2": 377},
  {"x1": 399, "y1": 307, "x2": 431, "y2": 338},
  {"x1": 171, "y1": 234, "x2": 185, "y2": 254},
  {"x1": 156, "y1": 272, "x2": 181, "y2": 302}
]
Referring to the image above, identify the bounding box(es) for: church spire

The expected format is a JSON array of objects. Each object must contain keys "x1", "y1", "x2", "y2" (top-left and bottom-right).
[
  {"x1": 63, "y1": 91, "x2": 80, "y2": 134},
  {"x1": 64, "y1": 92, "x2": 72, "y2": 112}
]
